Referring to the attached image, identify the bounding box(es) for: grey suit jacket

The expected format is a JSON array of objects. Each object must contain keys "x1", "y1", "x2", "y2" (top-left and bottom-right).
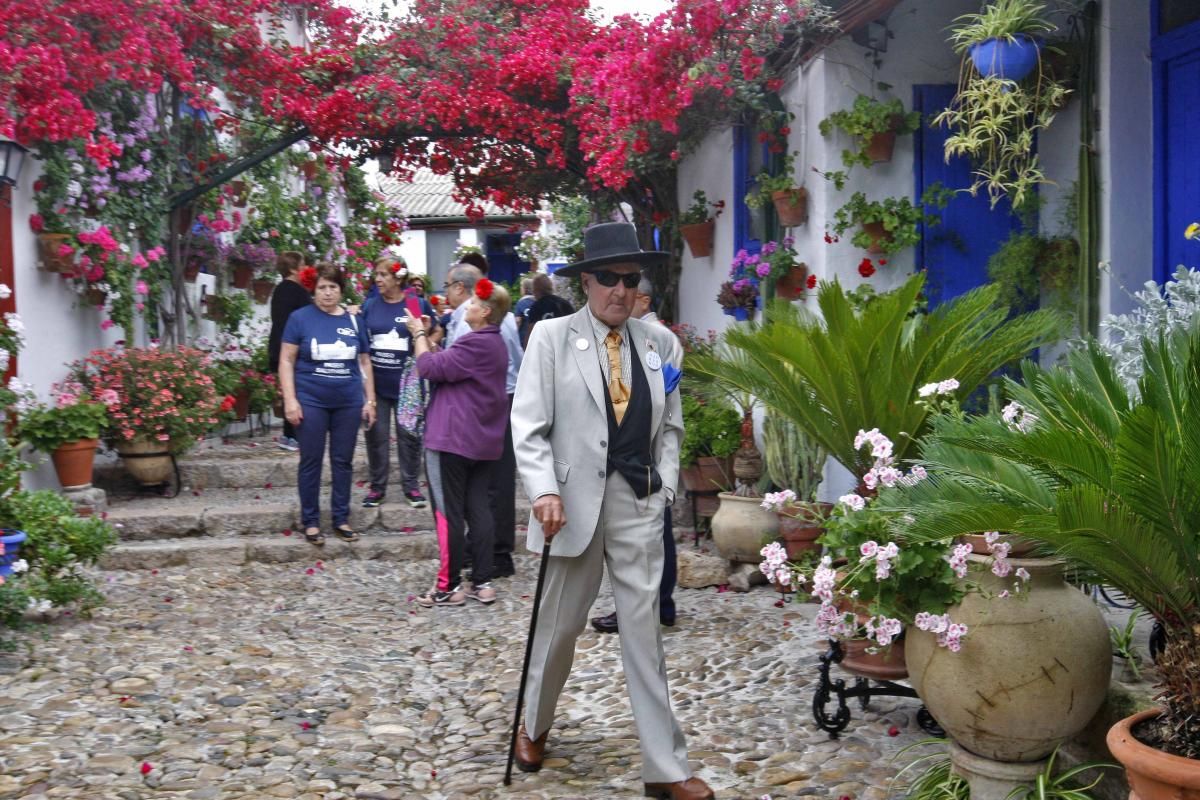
[{"x1": 511, "y1": 308, "x2": 684, "y2": 557}]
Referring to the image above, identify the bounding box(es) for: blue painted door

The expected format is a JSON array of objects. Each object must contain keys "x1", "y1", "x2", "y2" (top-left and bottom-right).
[
  {"x1": 913, "y1": 84, "x2": 1025, "y2": 306},
  {"x1": 1154, "y1": 23, "x2": 1200, "y2": 282},
  {"x1": 485, "y1": 232, "x2": 524, "y2": 284}
]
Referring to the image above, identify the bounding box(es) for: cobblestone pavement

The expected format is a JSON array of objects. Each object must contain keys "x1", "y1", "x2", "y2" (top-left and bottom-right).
[{"x1": 0, "y1": 552, "x2": 930, "y2": 800}]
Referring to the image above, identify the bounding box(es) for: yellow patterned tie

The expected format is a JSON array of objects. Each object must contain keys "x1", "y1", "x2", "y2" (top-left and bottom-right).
[{"x1": 605, "y1": 330, "x2": 630, "y2": 424}]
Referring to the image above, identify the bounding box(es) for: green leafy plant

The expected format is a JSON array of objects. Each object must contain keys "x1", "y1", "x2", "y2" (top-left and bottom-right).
[
  {"x1": 831, "y1": 184, "x2": 953, "y2": 255},
  {"x1": 987, "y1": 231, "x2": 1079, "y2": 315},
  {"x1": 819, "y1": 95, "x2": 921, "y2": 169},
  {"x1": 890, "y1": 740, "x2": 1111, "y2": 800},
  {"x1": 1109, "y1": 613, "x2": 1142, "y2": 680},
  {"x1": 880, "y1": 330, "x2": 1200, "y2": 757},
  {"x1": 688, "y1": 274, "x2": 1065, "y2": 477},
  {"x1": 679, "y1": 394, "x2": 741, "y2": 468},
  {"x1": 205, "y1": 292, "x2": 254, "y2": 334},
  {"x1": 762, "y1": 412, "x2": 825, "y2": 502},
  {"x1": 745, "y1": 152, "x2": 800, "y2": 209},
  {"x1": 947, "y1": 0, "x2": 1057, "y2": 52},
  {"x1": 18, "y1": 400, "x2": 108, "y2": 453},
  {"x1": 680, "y1": 190, "x2": 725, "y2": 225}
]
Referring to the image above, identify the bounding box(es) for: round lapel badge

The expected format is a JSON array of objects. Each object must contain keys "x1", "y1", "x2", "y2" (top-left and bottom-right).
[
  {"x1": 575, "y1": 338, "x2": 590, "y2": 351},
  {"x1": 646, "y1": 351, "x2": 662, "y2": 371}
]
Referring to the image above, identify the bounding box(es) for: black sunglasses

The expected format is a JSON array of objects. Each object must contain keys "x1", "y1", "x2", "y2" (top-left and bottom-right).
[{"x1": 590, "y1": 270, "x2": 641, "y2": 288}]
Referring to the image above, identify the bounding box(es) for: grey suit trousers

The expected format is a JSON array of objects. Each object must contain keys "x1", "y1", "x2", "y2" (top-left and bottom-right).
[{"x1": 523, "y1": 473, "x2": 690, "y2": 783}]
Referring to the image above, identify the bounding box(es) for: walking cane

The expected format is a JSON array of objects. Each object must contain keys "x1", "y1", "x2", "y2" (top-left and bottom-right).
[{"x1": 504, "y1": 541, "x2": 553, "y2": 786}]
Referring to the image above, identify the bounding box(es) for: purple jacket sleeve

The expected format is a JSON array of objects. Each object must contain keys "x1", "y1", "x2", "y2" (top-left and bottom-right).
[{"x1": 416, "y1": 329, "x2": 490, "y2": 384}]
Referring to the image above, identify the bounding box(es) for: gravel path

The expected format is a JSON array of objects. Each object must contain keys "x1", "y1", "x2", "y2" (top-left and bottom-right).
[{"x1": 0, "y1": 553, "x2": 928, "y2": 800}]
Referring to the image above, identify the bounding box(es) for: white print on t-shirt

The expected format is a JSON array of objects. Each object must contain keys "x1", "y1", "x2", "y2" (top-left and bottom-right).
[
  {"x1": 371, "y1": 328, "x2": 409, "y2": 352},
  {"x1": 310, "y1": 337, "x2": 358, "y2": 360}
]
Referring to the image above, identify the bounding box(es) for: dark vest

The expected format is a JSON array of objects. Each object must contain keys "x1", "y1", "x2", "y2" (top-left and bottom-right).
[{"x1": 602, "y1": 337, "x2": 661, "y2": 498}]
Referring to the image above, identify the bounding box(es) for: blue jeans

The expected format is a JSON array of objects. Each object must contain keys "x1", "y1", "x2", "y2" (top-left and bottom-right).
[{"x1": 296, "y1": 403, "x2": 362, "y2": 529}]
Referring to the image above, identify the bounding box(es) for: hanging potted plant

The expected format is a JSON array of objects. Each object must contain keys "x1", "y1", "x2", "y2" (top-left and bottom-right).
[
  {"x1": 678, "y1": 190, "x2": 724, "y2": 258},
  {"x1": 29, "y1": 215, "x2": 76, "y2": 273},
  {"x1": 819, "y1": 95, "x2": 922, "y2": 167},
  {"x1": 746, "y1": 153, "x2": 808, "y2": 227},
  {"x1": 948, "y1": 0, "x2": 1057, "y2": 82},
  {"x1": 222, "y1": 241, "x2": 275, "y2": 291},
  {"x1": 831, "y1": 185, "x2": 952, "y2": 255},
  {"x1": 14, "y1": 385, "x2": 109, "y2": 490}
]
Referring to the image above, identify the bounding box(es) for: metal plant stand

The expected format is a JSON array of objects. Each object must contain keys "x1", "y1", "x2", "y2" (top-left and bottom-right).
[{"x1": 812, "y1": 638, "x2": 943, "y2": 738}]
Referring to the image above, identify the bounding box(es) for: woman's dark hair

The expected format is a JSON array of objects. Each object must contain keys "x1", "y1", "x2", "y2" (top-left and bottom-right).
[
  {"x1": 314, "y1": 262, "x2": 345, "y2": 291},
  {"x1": 458, "y1": 251, "x2": 489, "y2": 274},
  {"x1": 277, "y1": 250, "x2": 304, "y2": 278}
]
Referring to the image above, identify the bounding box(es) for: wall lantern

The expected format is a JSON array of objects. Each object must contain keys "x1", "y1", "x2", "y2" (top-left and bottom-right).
[{"x1": 0, "y1": 135, "x2": 29, "y2": 189}]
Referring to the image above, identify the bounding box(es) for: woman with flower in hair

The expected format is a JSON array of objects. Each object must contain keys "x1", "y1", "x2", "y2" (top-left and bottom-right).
[
  {"x1": 404, "y1": 278, "x2": 510, "y2": 606},
  {"x1": 268, "y1": 251, "x2": 313, "y2": 451},
  {"x1": 361, "y1": 255, "x2": 438, "y2": 509}
]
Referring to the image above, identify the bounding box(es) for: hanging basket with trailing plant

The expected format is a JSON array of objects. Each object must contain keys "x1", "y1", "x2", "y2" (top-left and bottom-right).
[
  {"x1": 772, "y1": 187, "x2": 808, "y2": 227},
  {"x1": 36, "y1": 233, "x2": 75, "y2": 273}
]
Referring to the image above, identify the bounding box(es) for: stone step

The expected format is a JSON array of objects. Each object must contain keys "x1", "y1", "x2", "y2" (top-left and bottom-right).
[
  {"x1": 99, "y1": 529, "x2": 440, "y2": 570},
  {"x1": 94, "y1": 442, "x2": 400, "y2": 492},
  {"x1": 103, "y1": 487, "x2": 534, "y2": 541}
]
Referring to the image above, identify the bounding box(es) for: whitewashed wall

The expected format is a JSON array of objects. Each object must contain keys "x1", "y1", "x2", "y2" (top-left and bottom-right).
[{"x1": 676, "y1": 0, "x2": 1100, "y2": 325}]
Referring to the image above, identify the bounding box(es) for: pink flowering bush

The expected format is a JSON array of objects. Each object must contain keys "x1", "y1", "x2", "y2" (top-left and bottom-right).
[{"x1": 67, "y1": 346, "x2": 224, "y2": 454}]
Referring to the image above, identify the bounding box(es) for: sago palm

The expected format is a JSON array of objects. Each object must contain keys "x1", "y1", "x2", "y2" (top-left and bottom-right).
[
  {"x1": 688, "y1": 273, "x2": 1065, "y2": 476},
  {"x1": 885, "y1": 331, "x2": 1200, "y2": 757}
]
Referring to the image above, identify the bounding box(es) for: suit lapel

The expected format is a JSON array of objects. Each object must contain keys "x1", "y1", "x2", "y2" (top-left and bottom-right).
[{"x1": 569, "y1": 310, "x2": 606, "y2": 416}]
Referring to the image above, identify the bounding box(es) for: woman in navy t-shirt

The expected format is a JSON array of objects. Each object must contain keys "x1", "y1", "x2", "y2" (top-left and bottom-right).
[
  {"x1": 279, "y1": 263, "x2": 376, "y2": 546},
  {"x1": 361, "y1": 256, "x2": 437, "y2": 509}
]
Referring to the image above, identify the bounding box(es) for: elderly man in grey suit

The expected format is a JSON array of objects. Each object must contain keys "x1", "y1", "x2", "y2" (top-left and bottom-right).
[{"x1": 510, "y1": 223, "x2": 715, "y2": 800}]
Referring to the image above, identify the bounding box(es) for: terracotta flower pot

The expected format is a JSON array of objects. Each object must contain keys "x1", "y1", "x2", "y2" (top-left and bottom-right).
[
  {"x1": 774, "y1": 263, "x2": 809, "y2": 301},
  {"x1": 301, "y1": 161, "x2": 319, "y2": 180},
  {"x1": 680, "y1": 456, "x2": 732, "y2": 492},
  {"x1": 680, "y1": 219, "x2": 715, "y2": 258},
  {"x1": 233, "y1": 388, "x2": 251, "y2": 421},
  {"x1": 840, "y1": 637, "x2": 908, "y2": 680},
  {"x1": 778, "y1": 510, "x2": 824, "y2": 560},
  {"x1": 84, "y1": 287, "x2": 107, "y2": 307},
  {"x1": 251, "y1": 278, "x2": 275, "y2": 304},
  {"x1": 37, "y1": 233, "x2": 75, "y2": 273},
  {"x1": 861, "y1": 222, "x2": 893, "y2": 254},
  {"x1": 772, "y1": 187, "x2": 808, "y2": 227},
  {"x1": 51, "y1": 438, "x2": 99, "y2": 489},
  {"x1": 231, "y1": 262, "x2": 253, "y2": 289},
  {"x1": 1108, "y1": 709, "x2": 1200, "y2": 800},
  {"x1": 116, "y1": 437, "x2": 174, "y2": 486},
  {"x1": 865, "y1": 130, "x2": 898, "y2": 163}
]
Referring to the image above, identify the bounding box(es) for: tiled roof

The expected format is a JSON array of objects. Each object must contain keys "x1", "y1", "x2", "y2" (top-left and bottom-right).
[{"x1": 375, "y1": 169, "x2": 534, "y2": 220}]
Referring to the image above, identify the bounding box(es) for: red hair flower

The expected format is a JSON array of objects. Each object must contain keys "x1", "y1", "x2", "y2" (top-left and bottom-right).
[
  {"x1": 391, "y1": 262, "x2": 407, "y2": 276},
  {"x1": 430, "y1": 294, "x2": 443, "y2": 306},
  {"x1": 298, "y1": 267, "x2": 318, "y2": 292},
  {"x1": 475, "y1": 278, "x2": 495, "y2": 300}
]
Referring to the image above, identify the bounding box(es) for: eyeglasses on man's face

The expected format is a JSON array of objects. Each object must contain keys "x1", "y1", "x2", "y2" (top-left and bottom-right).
[
  {"x1": 589, "y1": 270, "x2": 641, "y2": 288},
  {"x1": 443, "y1": 280, "x2": 463, "y2": 292}
]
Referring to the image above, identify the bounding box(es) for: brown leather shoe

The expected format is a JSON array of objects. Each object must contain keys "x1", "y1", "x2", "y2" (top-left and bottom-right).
[
  {"x1": 514, "y1": 724, "x2": 548, "y2": 773},
  {"x1": 643, "y1": 777, "x2": 715, "y2": 800}
]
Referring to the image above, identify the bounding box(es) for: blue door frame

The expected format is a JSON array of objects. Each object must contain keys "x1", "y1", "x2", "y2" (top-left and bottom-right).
[{"x1": 1152, "y1": 0, "x2": 1200, "y2": 283}]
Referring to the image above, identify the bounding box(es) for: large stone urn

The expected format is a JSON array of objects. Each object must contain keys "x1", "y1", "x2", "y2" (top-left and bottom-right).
[
  {"x1": 906, "y1": 555, "x2": 1110, "y2": 764},
  {"x1": 710, "y1": 493, "x2": 778, "y2": 563}
]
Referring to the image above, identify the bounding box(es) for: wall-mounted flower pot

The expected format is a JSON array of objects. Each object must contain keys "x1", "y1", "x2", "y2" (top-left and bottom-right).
[
  {"x1": 251, "y1": 278, "x2": 275, "y2": 304},
  {"x1": 680, "y1": 219, "x2": 715, "y2": 258},
  {"x1": 772, "y1": 187, "x2": 809, "y2": 227},
  {"x1": 37, "y1": 233, "x2": 75, "y2": 273},
  {"x1": 51, "y1": 438, "x2": 99, "y2": 489},
  {"x1": 774, "y1": 263, "x2": 809, "y2": 301},
  {"x1": 866, "y1": 130, "x2": 897, "y2": 163},
  {"x1": 229, "y1": 179, "x2": 249, "y2": 205},
  {"x1": 231, "y1": 260, "x2": 253, "y2": 289},
  {"x1": 861, "y1": 222, "x2": 894, "y2": 254},
  {"x1": 301, "y1": 161, "x2": 319, "y2": 180},
  {"x1": 969, "y1": 36, "x2": 1042, "y2": 82},
  {"x1": 84, "y1": 287, "x2": 107, "y2": 307}
]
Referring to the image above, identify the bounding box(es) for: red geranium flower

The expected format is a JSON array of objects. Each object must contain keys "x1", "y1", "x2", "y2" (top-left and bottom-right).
[
  {"x1": 219, "y1": 395, "x2": 236, "y2": 413},
  {"x1": 806, "y1": 274, "x2": 818, "y2": 290},
  {"x1": 475, "y1": 278, "x2": 495, "y2": 300},
  {"x1": 298, "y1": 267, "x2": 318, "y2": 292},
  {"x1": 858, "y1": 258, "x2": 876, "y2": 279},
  {"x1": 29, "y1": 213, "x2": 44, "y2": 233}
]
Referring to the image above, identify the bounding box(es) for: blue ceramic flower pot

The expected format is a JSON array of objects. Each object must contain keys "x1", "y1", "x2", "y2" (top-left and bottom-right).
[
  {"x1": 969, "y1": 36, "x2": 1042, "y2": 82},
  {"x1": 0, "y1": 529, "x2": 28, "y2": 578},
  {"x1": 733, "y1": 307, "x2": 749, "y2": 322}
]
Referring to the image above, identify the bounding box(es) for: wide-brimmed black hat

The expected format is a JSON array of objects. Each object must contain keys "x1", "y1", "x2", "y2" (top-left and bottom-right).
[{"x1": 556, "y1": 222, "x2": 668, "y2": 277}]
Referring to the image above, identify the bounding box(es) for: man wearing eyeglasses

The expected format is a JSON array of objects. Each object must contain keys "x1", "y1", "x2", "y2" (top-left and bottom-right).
[{"x1": 510, "y1": 223, "x2": 713, "y2": 800}]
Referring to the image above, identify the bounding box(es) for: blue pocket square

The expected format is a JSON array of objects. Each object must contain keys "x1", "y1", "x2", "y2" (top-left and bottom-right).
[{"x1": 662, "y1": 363, "x2": 682, "y2": 394}]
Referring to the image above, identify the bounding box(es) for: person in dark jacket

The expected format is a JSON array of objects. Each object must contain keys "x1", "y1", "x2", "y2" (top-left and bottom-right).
[
  {"x1": 405, "y1": 279, "x2": 510, "y2": 607},
  {"x1": 268, "y1": 250, "x2": 312, "y2": 450}
]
